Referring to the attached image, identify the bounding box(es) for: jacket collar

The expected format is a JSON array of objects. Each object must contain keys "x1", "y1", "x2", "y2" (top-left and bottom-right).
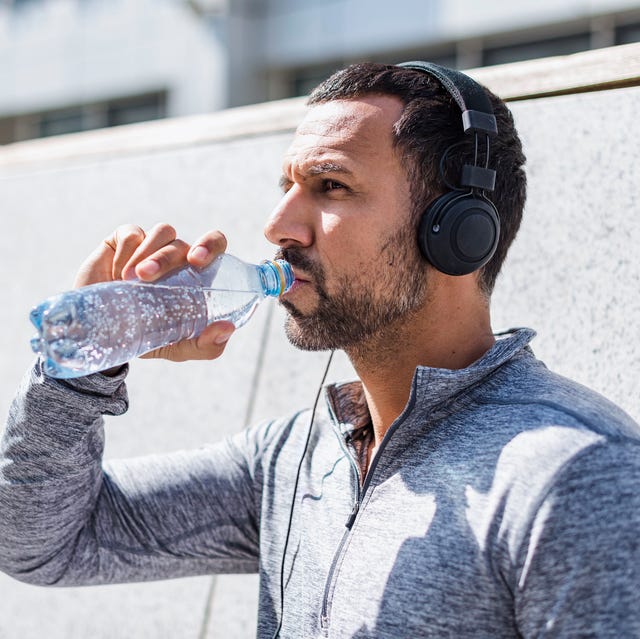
[{"x1": 325, "y1": 328, "x2": 536, "y2": 437}]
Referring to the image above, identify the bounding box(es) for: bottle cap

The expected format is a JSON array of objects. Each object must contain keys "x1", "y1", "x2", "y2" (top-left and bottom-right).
[{"x1": 261, "y1": 259, "x2": 295, "y2": 296}]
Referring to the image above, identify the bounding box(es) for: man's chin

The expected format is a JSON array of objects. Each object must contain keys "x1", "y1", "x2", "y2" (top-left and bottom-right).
[
  {"x1": 279, "y1": 295, "x2": 320, "y2": 320},
  {"x1": 283, "y1": 315, "x2": 333, "y2": 352}
]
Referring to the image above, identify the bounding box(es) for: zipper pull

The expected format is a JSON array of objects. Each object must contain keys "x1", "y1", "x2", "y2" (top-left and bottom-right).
[{"x1": 345, "y1": 501, "x2": 359, "y2": 530}]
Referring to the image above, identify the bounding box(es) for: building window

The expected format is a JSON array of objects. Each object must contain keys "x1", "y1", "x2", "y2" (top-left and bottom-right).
[
  {"x1": 482, "y1": 32, "x2": 592, "y2": 67},
  {"x1": 0, "y1": 91, "x2": 167, "y2": 145},
  {"x1": 616, "y1": 21, "x2": 640, "y2": 45},
  {"x1": 39, "y1": 107, "x2": 86, "y2": 138},
  {"x1": 107, "y1": 93, "x2": 167, "y2": 127}
]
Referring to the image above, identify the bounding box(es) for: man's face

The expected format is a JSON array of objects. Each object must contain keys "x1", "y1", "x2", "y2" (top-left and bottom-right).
[{"x1": 264, "y1": 95, "x2": 429, "y2": 352}]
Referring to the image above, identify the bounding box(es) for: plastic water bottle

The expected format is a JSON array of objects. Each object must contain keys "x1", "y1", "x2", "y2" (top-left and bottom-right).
[{"x1": 29, "y1": 254, "x2": 294, "y2": 379}]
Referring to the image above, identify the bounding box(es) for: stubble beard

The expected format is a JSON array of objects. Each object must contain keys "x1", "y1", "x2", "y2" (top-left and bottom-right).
[{"x1": 277, "y1": 224, "x2": 428, "y2": 355}]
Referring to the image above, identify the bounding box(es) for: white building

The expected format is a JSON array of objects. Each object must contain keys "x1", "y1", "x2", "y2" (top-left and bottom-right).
[{"x1": 1, "y1": 0, "x2": 639, "y2": 144}]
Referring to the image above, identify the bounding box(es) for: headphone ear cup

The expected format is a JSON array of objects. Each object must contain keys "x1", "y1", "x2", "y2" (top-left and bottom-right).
[{"x1": 418, "y1": 191, "x2": 500, "y2": 276}]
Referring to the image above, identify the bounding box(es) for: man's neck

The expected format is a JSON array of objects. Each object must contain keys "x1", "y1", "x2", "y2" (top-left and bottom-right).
[{"x1": 345, "y1": 277, "x2": 495, "y2": 447}]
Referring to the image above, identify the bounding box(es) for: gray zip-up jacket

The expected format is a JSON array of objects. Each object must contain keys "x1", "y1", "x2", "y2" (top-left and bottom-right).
[{"x1": 1, "y1": 328, "x2": 640, "y2": 638}]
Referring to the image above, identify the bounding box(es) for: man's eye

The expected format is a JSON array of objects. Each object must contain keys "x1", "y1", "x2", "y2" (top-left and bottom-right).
[
  {"x1": 279, "y1": 178, "x2": 293, "y2": 194},
  {"x1": 323, "y1": 179, "x2": 346, "y2": 191}
]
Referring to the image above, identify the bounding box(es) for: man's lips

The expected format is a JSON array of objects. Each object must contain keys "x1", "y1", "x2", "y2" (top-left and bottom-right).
[
  {"x1": 288, "y1": 278, "x2": 308, "y2": 294},
  {"x1": 291, "y1": 268, "x2": 312, "y2": 284},
  {"x1": 282, "y1": 271, "x2": 311, "y2": 296}
]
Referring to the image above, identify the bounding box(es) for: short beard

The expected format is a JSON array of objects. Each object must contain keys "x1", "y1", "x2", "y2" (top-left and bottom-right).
[{"x1": 276, "y1": 224, "x2": 428, "y2": 352}]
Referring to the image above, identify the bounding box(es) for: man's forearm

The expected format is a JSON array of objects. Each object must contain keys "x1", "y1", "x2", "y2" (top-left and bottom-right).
[
  {"x1": 0, "y1": 360, "x2": 128, "y2": 584},
  {"x1": 0, "y1": 360, "x2": 261, "y2": 586}
]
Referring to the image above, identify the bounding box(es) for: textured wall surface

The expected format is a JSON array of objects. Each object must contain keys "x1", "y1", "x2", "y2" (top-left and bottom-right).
[
  {"x1": 0, "y1": 83, "x2": 638, "y2": 638},
  {"x1": 492, "y1": 86, "x2": 640, "y2": 420}
]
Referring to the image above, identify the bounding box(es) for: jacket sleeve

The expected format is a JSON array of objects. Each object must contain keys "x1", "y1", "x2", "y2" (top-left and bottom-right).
[
  {"x1": 514, "y1": 439, "x2": 640, "y2": 638},
  {"x1": 0, "y1": 360, "x2": 261, "y2": 586}
]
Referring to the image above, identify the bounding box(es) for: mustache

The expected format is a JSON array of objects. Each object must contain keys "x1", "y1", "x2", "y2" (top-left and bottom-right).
[{"x1": 274, "y1": 247, "x2": 325, "y2": 281}]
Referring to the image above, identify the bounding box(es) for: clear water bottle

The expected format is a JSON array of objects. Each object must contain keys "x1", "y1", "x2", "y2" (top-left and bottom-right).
[{"x1": 29, "y1": 254, "x2": 294, "y2": 379}]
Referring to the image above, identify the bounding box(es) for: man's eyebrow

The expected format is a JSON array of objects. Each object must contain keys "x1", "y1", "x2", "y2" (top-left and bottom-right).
[
  {"x1": 306, "y1": 162, "x2": 353, "y2": 176},
  {"x1": 279, "y1": 162, "x2": 353, "y2": 189}
]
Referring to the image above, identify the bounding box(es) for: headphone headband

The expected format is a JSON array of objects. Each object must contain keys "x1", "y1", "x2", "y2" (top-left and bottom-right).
[
  {"x1": 397, "y1": 60, "x2": 501, "y2": 276},
  {"x1": 398, "y1": 61, "x2": 497, "y2": 137},
  {"x1": 398, "y1": 60, "x2": 497, "y2": 192}
]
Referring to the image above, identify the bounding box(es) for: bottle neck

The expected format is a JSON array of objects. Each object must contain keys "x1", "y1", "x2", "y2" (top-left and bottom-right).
[{"x1": 259, "y1": 260, "x2": 294, "y2": 296}]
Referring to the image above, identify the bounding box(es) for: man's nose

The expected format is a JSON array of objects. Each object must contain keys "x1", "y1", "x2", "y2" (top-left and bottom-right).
[{"x1": 264, "y1": 187, "x2": 314, "y2": 248}]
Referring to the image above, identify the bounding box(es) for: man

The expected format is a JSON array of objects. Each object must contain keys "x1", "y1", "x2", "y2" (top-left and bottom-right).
[{"x1": 1, "y1": 63, "x2": 639, "y2": 638}]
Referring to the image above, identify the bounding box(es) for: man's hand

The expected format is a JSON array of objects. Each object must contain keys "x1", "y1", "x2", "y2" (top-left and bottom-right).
[{"x1": 74, "y1": 223, "x2": 235, "y2": 363}]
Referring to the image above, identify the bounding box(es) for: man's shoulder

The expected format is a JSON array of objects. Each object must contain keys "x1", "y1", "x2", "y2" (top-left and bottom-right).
[
  {"x1": 237, "y1": 407, "x2": 315, "y2": 449},
  {"x1": 474, "y1": 350, "x2": 640, "y2": 546},
  {"x1": 485, "y1": 347, "x2": 640, "y2": 442}
]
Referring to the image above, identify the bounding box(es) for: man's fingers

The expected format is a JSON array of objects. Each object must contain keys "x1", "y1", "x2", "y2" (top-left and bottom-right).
[
  {"x1": 201, "y1": 321, "x2": 235, "y2": 347},
  {"x1": 74, "y1": 224, "x2": 145, "y2": 288},
  {"x1": 78, "y1": 224, "x2": 235, "y2": 363},
  {"x1": 120, "y1": 223, "x2": 178, "y2": 280},
  {"x1": 134, "y1": 239, "x2": 191, "y2": 281},
  {"x1": 140, "y1": 322, "x2": 235, "y2": 362},
  {"x1": 101, "y1": 225, "x2": 227, "y2": 282},
  {"x1": 187, "y1": 230, "x2": 228, "y2": 268},
  {"x1": 107, "y1": 224, "x2": 147, "y2": 280}
]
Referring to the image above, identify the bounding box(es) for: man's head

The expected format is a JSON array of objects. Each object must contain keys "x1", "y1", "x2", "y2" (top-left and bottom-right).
[
  {"x1": 264, "y1": 62, "x2": 526, "y2": 353},
  {"x1": 266, "y1": 94, "x2": 428, "y2": 353},
  {"x1": 306, "y1": 62, "x2": 527, "y2": 297}
]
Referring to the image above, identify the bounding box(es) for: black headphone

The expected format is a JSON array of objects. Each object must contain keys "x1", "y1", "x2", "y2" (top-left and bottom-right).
[{"x1": 398, "y1": 61, "x2": 500, "y2": 276}]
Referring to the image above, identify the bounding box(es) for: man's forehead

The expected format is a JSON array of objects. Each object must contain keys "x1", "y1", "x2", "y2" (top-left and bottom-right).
[
  {"x1": 286, "y1": 97, "x2": 403, "y2": 160},
  {"x1": 296, "y1": 101, "x2": 368, "y2": 137}
]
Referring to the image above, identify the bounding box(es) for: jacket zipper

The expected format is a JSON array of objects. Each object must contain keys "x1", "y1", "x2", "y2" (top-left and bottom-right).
[
  {"x1": 319, "y1": 412, "x2": 408, "y2": 633},
  {"x1": 320, "y1": 429, "x2": 361, "y2": 633}
]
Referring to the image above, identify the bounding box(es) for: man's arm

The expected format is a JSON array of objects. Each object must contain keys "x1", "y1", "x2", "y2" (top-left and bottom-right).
[
  {"x1": 0, "y1": 222, "x2": 263, "y2": 585},
  {"x1": 515, "y1": 439, "x2": 640, "y2": 637},
  {"x1": 0, "y1": 360, "x2": 261, "y2": 585}
]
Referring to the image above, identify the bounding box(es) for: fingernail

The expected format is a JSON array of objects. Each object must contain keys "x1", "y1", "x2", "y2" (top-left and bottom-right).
[
  {"x1": 214, "y1": 330, "x2": 233, "y2": 345},
  {"x1": 190, "y1": 246, "x2": 209, "y2": 263},
  {"x1": 139, "y1": 259, "x2": 160, "y2": 276}
]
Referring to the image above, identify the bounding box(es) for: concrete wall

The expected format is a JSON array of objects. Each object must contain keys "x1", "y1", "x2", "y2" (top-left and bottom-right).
[{"x1": 0, "y1": 46, "x2": 639, "y2": 638}]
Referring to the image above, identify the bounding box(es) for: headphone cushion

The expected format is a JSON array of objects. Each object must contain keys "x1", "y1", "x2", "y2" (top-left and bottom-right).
[{"x1": 418, "y1": 192, "x2": 499, "y2": 276}]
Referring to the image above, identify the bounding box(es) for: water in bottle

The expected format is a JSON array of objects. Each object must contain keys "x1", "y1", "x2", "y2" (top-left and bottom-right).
[{"x1": 29, "y1": 254, "x2": 294, "y2": 379}]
